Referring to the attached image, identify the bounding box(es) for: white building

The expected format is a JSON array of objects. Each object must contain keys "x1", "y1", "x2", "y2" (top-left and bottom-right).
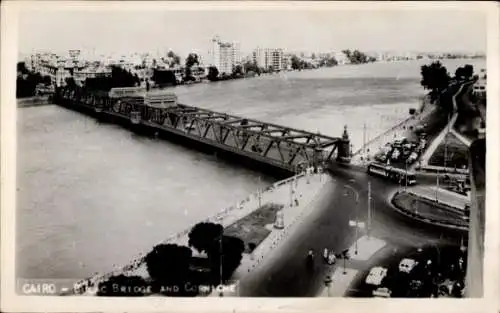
[
  {"x1": 73, "y1": 65, "x2": 112, "y2": 86},
  {"x1": 252, "y1": 48, "x2": 284, "y2": 71},
  {"x1": 472, "y1": 75, "x2": 486, "y2": 101},
  {"x1": 335, "y1": 51, "x2": 349, "y2": 65},
  {"x1": 209, "y1": 36, "x2": 241, "y2": 75}
]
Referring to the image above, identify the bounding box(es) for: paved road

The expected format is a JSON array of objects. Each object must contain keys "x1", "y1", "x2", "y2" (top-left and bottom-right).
[
  {"x1": 238, "y1": 165, "x2": 465, "y2": 297},
  {"x1": 407, "y1": 185, "x2": 470, "y2": 210}
]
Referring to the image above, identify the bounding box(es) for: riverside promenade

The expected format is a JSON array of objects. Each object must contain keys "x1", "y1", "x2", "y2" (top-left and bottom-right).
[
  {"x1": 71, "y1": 168, "x2": 331, "y2": 295},
  {"x1": 350, "y1": 98, "x2": 437, "y2": 167}
]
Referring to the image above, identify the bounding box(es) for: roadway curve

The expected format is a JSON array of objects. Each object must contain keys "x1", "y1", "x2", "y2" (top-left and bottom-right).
[{"x1": 237, "y1": 165, "x2": 465, "y2": 297}]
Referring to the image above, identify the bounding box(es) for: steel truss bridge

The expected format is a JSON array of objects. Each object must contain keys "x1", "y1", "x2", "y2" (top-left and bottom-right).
[{"x1": 55, "y1": 87, "x2": 351, "y2": 173}]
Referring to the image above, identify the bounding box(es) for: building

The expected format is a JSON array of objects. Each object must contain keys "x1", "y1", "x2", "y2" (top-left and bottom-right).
[
  {"x1": 209, "y1": 36, "x2": 241, "y2": 75},
  {"x1": 465, "y1": 138, "x2": 485, "y2": 297},
  {"x1": 73, "y1": 65, "x2": 112, "y2": 86},
  {"x1": 335, "y1": 51, "x2": 349, "y2": 65},
  {"x1": 472, "y1": 75, "x2": 486, "y2": 102},
  {"x1": 252, "y1": 48, "x2": 284, "y2": 72}
]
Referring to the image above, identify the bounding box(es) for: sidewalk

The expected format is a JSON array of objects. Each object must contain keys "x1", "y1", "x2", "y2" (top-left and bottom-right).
[
  {"x1": 212, "y1": 172, "x2": 333, "y2": 296},
  {"x1": 318, "y1": 235, "x2": 388, "y2": 297},
  {"x1": 407, "y1": 185, "x2": 470, "y2": 211},
  {"x1": 228, "y1": 172, "x2": 331, "y2": 278}
]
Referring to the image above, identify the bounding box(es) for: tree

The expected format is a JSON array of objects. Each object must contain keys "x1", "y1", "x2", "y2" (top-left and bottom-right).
[
  {"x1": 232, "y1": 64, "x2": 244, "y2": 78},
  {"x1": 206, "y1": 235, "x2": 245, "y2": 284},
  {"x1": 188, "y1": 222, "x2": 224, "y2": 253},
  {"x1": 97, "y1": 275, "x2": 149, "y2": 297},
  {"x1": 323, "y1": 57, "x2": 338, "y2": 67},
  {"x1": 145, "y1": 243, "x2": 192, "y2": 293},
  {"x1": 185, "y1": 53, "x2": 199, "y2": 68},
  {"x1": 65, "y1": 77, "x2": 77, "y2": 89},
  {"x1": 243, "y1": 60, "x2": 260, "y2": 75},
  {"x1": 207, "y1": 66, "x2": 219, "y2": 81},
  {"x1": 342, "y1": 49, "x2": 352, "y2": 60},
  {"x1": 167, "y1": 50, "x2": 181, "y2": 66},
  {"x1": 42, "y1": 75, "x2": 52, "y2": 86},
  {"x1": 290, "y1": 55, "x2": 302, "y2": 70},
  {"x1": 420, "y1": 61, "x2": 451, "y2": 101},
  {"x1": 152, "y1": 69, "x2": 177, "y2": 87},
  {"x1": 184, "y1": 53, "x2": 200, "y2": 81},
  {"x1": 17, "y1": 62, "x2": 29, "y2": 75},
  {"x1": 455, "y1": 67, "x2": 466, "y2": 79},
  {"x1": 84, "y1": 66, "x2": 140, "y2": 91},
  {"x1": 463, "y1": 64, "x2": 474, "y2": 79}
]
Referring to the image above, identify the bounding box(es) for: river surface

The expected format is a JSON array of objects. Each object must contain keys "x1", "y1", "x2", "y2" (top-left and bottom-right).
[{"x1": 16, "y1": 59, "x2": 485, "y2": 280}]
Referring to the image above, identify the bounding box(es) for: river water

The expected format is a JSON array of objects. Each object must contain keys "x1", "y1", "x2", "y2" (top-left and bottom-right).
[{"x1": 16, "y1": 59, "x2": 485, "y2": 280}]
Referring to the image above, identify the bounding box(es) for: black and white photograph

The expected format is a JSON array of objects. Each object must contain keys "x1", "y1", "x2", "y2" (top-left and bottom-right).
[{"x1": 1, "y1": 1, "x2": 498, "y2": 312}]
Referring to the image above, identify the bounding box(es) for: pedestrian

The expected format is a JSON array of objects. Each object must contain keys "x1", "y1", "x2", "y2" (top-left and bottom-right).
[{"x1": 323, "y1": 248, "x2": 328, "y2": 260}]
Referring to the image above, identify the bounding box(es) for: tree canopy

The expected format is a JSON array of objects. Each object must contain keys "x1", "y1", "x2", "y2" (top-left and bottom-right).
[
  {"x1": 455, "y1": 64, "x2": 474, "y2": 80},
  {"x1": 207, "y1": 66, "x2": 219, "y2": 81},
  {"x1": 188, "y1": 222, "x2": 224, "y2": 253},
  {"x1": 16, "y1": 65, "x2": 52, "y2": 98},
  {"x1": 167, "y1": 50, "x2": 181, "y2": 66},
  {"x1": 232, "y1": 64, "x2": 244, "y2": 78},
  {"x1": 184, "y1": 53, "x2": 200, "y2": 81},
  {"x1": 206, "y1": 235, "x2": 245, "y2": 283},
  {"x1": 145, "y1": 243, "x2": 192, "y2": 294},
  {"x1": 152, "y1": 69, "x2": 177, "y2": 87},
  {"x1": 342, "y1": 49, "x2": 375, "y2": 64},
  {"x1": 84, "y1": 66, "x2": 140, "y2": 92},
  {"x1": 243, "y1": 61, "x2": 260, "y2": 75},
  {"x1": 420, "y1": 61, "x2": 451, "y2": 101}
]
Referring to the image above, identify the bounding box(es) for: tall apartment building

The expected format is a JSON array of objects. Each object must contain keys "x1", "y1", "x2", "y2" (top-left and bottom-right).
[
  {"x1": 209, "y1": 36, "x2": 241, "y2": 75},
  {"x1": 252, "y1": 48, "x2": 284, "y2": 71}
]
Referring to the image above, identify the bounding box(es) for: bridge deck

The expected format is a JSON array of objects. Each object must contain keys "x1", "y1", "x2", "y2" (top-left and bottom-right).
[{"x1": 55, "y1": 88, "x2": 347, "y2": 172}]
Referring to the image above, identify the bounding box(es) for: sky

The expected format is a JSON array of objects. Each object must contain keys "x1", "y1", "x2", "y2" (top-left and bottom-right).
[{"x1": 17, "y1": 7, "x2": 487, "y2": 60}]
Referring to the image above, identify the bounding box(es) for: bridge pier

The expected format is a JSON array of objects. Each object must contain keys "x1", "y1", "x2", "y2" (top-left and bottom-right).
[{"x1": 336, "y1": 125, "x2": 352, "y2": 164}]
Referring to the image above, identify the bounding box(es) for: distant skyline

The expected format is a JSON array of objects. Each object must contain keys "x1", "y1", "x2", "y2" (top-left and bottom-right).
[{"x1": 18, "y1": 7, "x2": 487, "y2": 60}]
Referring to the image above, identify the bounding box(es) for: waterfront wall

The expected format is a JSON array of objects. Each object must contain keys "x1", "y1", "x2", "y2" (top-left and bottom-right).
[{"x1": 17, "y1": 96, "x2": 51, "y2": 108}]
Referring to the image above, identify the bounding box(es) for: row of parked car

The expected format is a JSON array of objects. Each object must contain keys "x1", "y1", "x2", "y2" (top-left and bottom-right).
[
  {"x1": 374, "y1": 135, "x2": 427, "y2": 166},
  {"x1": 364, "y1": 257, "x2": 420, "y2": 297},
  {"x1": 363, "y1": 246, "x2": 467, "y2": 298}
]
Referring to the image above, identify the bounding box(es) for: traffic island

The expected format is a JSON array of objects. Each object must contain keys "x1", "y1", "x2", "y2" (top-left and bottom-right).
[{"x1": 391, "y1": 191, "x2": 469, "y2": 231}]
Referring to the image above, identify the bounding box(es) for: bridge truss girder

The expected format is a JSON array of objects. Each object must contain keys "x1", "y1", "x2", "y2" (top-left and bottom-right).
[{"x1": 58, "y1": 88, "x2": 343, "y2": 171}]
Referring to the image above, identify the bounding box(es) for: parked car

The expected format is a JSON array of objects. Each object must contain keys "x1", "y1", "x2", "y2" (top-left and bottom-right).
[
  {"x1": 373, "y1": 287, "x2": 392, "y2": 298},
  {"x1": 365, "y1": 267, "x2": 388, "y2": 286},
  {"x1": 407, "y1": 152, "x2": 419, "y2": 164},
  {"x1": 391, "y1": 149, "x2": 401, "y2": 161},
  {"x1": 399, "y1": 258, "x2": 419, "y2": 274}
]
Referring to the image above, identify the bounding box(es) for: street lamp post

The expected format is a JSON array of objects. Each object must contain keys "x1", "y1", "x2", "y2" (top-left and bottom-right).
[
  {"x1": 367, "y1": 181, "x2": 372, "y2": 237},
  {"x1": 258, "y1": 176, "x2": 262, "y2": 208},
  {"x1": 344, "y1": 183, "x2": 360, "y2": 255}
]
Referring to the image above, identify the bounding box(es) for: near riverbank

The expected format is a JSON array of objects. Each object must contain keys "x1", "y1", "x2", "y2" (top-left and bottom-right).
[{"x1": 17, "y1": 96, "x2": 52, "y2": 108}]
